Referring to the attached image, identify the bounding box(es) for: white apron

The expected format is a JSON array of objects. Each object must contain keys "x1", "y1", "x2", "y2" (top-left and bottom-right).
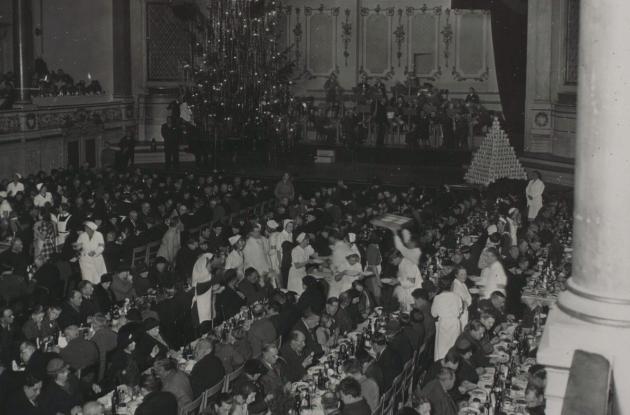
[
  {"x1": 53, "y1": 214, "x2": 72, "y2": 247},
  {"x1": 192, "y1": 253, "x2": 215, "y2": 324},
  {"x1": 431, "y1": 291, "x2": 463, "y2": 361},
  {"x1": 77, "y1": 231, "x2": 108, "y2": 285},
  {"x1": 288, "y1": 245, "x2": 309, "y2": 295},
  {"x1": 526, "y1": 179, "x2": 545, "y2": 219},
  {"x1": 243, "y1": 236, "x2": 271, "y2": 276},
  {"x1": 452, "y1": 279, "x2": 472, "y2": 329}
]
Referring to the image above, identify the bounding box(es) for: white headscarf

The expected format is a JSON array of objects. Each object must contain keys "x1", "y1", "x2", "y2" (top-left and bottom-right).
[{"x1": 192, "y1": 253, "x2": 214, "y2": 285}]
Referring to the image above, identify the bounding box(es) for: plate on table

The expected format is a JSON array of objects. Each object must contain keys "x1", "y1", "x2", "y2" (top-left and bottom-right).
[
  {"x1": 345, "y1": 269, "x2": 362, "y2": 277},
  {"x1": 309, "y1": 258, "x2": 325, "y2": 265},
  {"x1": 469, "y1": 288, "x2": 480, "y2": 294},
  {"x1": 469, "y1": 389, "x2": 488, "y2": 402}
]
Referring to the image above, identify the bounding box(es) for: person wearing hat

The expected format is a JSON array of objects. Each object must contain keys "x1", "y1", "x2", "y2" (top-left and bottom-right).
[
  {"x1": 225, "y1": 234, "x2": 246, "y2": 277},
  {"x1": 76, "y1": 221, "x2": 108, "y2": 285},
  {"x1": 431, "y1": 277, "x2": 463, "y2": 361},
  {"x1": 6, "y1": 173, "x2": 24, "y2": 197},
  {"x1": 330, "y1": 232, "x2": 360, "y2": 275},
  {"x1": 276, "y1": 219, "x2": 294, "y2": 262},
  {"x1": 243, "y1": 223, "x2": 272, "y2": 278},
  {"x1": 287, "y1": 232, "x2": 314, "y2": 296},
  {"x1": 103, "y1": 329, "x2": 141, "y2": 389},
  {"x1": 33, "y1": 183, "x2": 53, "y2": 208},
  {"x1": 136, "y1": 318, "x2": 169, "y2": 371},
  {"x1": 93, "y1": 273, "x2": 116, "y2": 312},
  {"x1": 110, "y1": 265, "x2": 136, "y2": 302},
  {"x1": 189, "y1": 338, "x2": 225, "y2": 399},
  {"x1": 38, "y1": 357, "x2": 84, "y2": 415}
]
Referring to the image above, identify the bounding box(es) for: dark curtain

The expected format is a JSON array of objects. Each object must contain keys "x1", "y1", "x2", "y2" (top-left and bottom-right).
[{"x1": 451, "y1": 0, "x2": 528, "y2": 149}]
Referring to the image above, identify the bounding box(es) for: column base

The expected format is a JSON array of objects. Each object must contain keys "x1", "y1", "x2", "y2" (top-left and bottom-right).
[{"x1": 537, "y1": 281, "x2": 630, "y2": 415}]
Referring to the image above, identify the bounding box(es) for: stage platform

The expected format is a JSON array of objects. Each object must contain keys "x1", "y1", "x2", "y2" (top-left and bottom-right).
[
  {"x1": 294, "y1": 142, "x2": 472, "y2": 167},
  {"x1": 137, "y1": 144, "x2": 471, "y2": 187}
]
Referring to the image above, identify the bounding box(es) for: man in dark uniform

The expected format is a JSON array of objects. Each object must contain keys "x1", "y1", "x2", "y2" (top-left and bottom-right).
[{"x1": 161, "y1": 116, "x2": 180, "y2": 170}]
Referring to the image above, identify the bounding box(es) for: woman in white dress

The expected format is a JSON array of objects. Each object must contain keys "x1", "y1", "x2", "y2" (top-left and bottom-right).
[
  {"x1": 478, "y1": 248, "x2": 507, "y2": 299},
  {"x1": 266, "y1": 219, "x2": 281, "y2": 273},
  {"x1": 525, "y1": 171, "x2": 545, "y2": 220},
  {"x1": 225, "y1": 235, "x2": 245, "y2": 277},
  {"x1": 287, "y1": 233, "x2": 314, "y2": 296},
  {"x1": 76, "y1": 221, "x2": 108, "y2": 285},
  {"x1": 191, "y1": 253, "x2": 223, "y2": 325},
  {"x1": 243, "y1": 223, "x2": 271, "y2": 277},
  {"x1": 276, "y1": 219, "x2": 294, "y2": 264},
  {"x1": 431, "y1": 277, "x2": 463, "y2": 361},
  {"x1": 391, "y1": 229, "x2": 423, "y2": 311},
  {"x1": 451, "y1": 266, "x2": 472, "y2": 329},
  {"x1": 329, "y1": 253, "x2": 362, "y2": 299}
]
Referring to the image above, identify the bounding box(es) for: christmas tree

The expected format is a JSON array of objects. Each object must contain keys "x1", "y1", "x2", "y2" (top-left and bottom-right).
[
  {"x1": 188, "y1": 0, "x2": 297, "y2": 141},
  {"x1": 464, "y1": 117, "x2": 527, "y2": 185}
]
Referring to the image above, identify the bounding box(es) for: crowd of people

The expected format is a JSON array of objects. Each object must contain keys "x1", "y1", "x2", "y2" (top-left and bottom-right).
[
  {"x1": 309, "y1": 73, "x2": 497, "y2": 149},
  {"x1": 0, "y1": 58, "x2": 104, "y2": 110},
  {"x1": 0, "y1": 163, "x2": 559, "y2": 415}
]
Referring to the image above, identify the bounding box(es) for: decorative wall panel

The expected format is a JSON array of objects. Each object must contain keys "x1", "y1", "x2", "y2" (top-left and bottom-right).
[
  {"x1": 452, "y1": 10, "x2": 489, "y2": 81},
  {"x1": 307, "y1": 12, "x2": 336, "y2": 76},
  {"x1": 146, "y1": 2, "x2": 191, "y2": 81},
  {"x1": 281, "y1": 1, "x2": 500, "y2": 111},
  {"x1": 364, "y1": 14, "x2": 390, "y2": 75},
  {"x1": 410, "y1": 10, "x2": 441, "y2": 80}
]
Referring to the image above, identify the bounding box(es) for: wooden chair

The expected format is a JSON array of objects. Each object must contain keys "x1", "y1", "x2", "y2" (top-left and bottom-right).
[
  {"x1": 179, "y1": 393, "x2": 204, "y2": 415},
  {"x1": 401, "y1": 358, "x2": 415, "y2": 407},
  {"x1": 202, "y1": 379, "x2": 226, "y2": 410},
  {"x1": 391, "y1": 373, "x2": 405, "y2": 412},
  {"x1": 380, "y1": 385, "x2": 396, "y2": 415},
  {"x1": 222, "y1": 364, "x2": 245, "y2": 393},
  {"x1": 131, "y1": 245, "x2": 148, "y2": 268},
  {"x1": 145, "y1": 240, "x2": 161, "y2": 264},
  {"x1": 371, "y1": 386, "x2": 393, "y2": 415}
]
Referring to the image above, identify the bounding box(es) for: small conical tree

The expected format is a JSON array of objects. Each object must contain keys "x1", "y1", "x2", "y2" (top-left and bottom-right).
[{"x1": 464, "y1": 117, "x2": 527, "y2": 185}]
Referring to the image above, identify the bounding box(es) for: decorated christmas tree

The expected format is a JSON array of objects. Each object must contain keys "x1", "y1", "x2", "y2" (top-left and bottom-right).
[{"x1": 464, "y1": 117, "x2": 527, "y2": 185}]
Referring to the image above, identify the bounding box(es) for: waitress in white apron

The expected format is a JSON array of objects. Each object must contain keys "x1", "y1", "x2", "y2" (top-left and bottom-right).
[
  {"x1": 191, "y1": 253, "x2": 223, "y2": 325},
  {"x1": 77, "y1": 221, "x2": 108, "y2": 285},
  {"x1": 52, "y1": 204, "x2": 72, "y2": 247}
]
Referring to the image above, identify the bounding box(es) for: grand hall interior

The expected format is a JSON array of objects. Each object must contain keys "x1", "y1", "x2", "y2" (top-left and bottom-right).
[{"x1": 0, "y1": 0, "x2": 626, "y2": 414}]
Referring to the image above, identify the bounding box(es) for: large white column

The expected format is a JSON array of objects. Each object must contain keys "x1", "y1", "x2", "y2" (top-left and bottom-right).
[{"x1": 537, "y1": 0, "x2": 630, "y2": 414}]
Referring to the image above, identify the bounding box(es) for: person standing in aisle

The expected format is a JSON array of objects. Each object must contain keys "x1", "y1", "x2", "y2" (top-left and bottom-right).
[{"x1": 161, "y1": 116, "x2": 181, "y2": 171}]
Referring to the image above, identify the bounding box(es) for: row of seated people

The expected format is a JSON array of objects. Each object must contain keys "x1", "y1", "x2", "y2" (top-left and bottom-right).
[{"x1": 0, "y1": 58, "x2": 104, "y2": 110}]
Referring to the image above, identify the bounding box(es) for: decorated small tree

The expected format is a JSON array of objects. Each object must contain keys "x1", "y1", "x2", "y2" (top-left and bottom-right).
[{"x1": 464, "y1": 117, "x2": 527, "y2": 185}]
